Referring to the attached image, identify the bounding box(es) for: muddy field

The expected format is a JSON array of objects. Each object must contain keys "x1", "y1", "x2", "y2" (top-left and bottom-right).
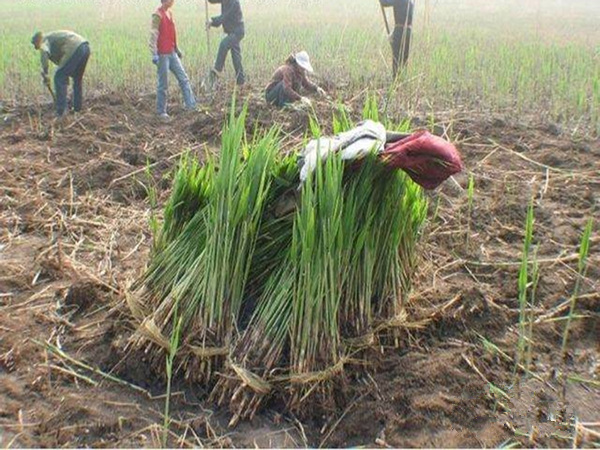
[{"x1": 0, "y1": 90, "x2": 598, "y2": 448}]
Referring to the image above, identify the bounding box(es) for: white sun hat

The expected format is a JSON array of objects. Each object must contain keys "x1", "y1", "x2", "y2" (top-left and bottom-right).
[{"x1": 294, "y1": 51, "x2": 314, "y2": 73}]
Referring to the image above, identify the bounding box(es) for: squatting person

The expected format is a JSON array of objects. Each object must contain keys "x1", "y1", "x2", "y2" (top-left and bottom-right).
[
  {"x1": 380, "y1": 0, "x2": 414, "y2": 78},
  {"x1": 31, "y1": 30, "x2": 91, "y2": 118},
  {"x1": 207, "y1": 0, "x2": 245, "y2": 88},
  {"x1": 150, "y1": 0, "x2": 196, "y2": 121},
  {"x1": 264, "y1": 51, "x2": 327, "y2": 108}
]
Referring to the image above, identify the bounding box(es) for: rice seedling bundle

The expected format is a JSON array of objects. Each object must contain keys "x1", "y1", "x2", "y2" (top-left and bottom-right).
[{"x1": 134, "y1": 103, "x2": 427, "y2": 419}]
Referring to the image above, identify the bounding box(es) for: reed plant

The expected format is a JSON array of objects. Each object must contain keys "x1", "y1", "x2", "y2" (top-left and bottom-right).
[
  {"x1": 466, "y1": 173, "x2": 474, "y2": 246},
  {"x1": 515, "y1": 199, "x2": 534, "y2": 377},
  {"x1": 561, "y1": 218, "x2": 593, "y2": 359}
]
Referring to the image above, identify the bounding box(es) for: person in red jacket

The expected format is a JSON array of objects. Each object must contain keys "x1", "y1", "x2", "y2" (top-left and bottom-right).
[
  {"x1": 150, "y1": 0, "x2": 196, "y2": 121},
  {"x1": 264, "y1": 51, "x2": 327, "y2": 108}
]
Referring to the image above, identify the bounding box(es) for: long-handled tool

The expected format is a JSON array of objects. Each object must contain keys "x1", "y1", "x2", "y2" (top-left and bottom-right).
[
  {"x1": 201, "y1": 0, "x2": 216, "y2": 94},
  {"x1": 42, "y1": 73, "x2": 56, "y2": 103},
  {"x1": 204, "y1": 0, "x2": 211, "y2": 53},
  {"x1": 380, "y1": 2, "x2": 391, "y2": 35}
]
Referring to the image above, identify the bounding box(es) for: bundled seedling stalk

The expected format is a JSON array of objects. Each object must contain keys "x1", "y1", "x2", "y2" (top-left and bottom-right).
[
  {"x1": 289, "y1": 154, "x2": 345, "y2": 389},
  {"x1": 134, "y1": 105, "x2": 280, "y2": 380},
  {"x1": 134, "y1": 100, "x2": 428, "y2": 420}
]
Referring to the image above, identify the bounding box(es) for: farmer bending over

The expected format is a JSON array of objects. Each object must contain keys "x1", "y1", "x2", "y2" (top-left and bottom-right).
[
  {"x1": 380, "y1": 0, "x2": 414, "y2": 78},
  {"x1": 207, "y1": 0, "x2": 245, "y2": 89},
  {"x1": 265, "y1": 51, "x2": 327, "y2": 108},
  {"x1": 31, "y1": 30, "x2": 90, "y2": 118},
  {"x1": 150, "y1": 0, "x2": 196, "y2": 122}
]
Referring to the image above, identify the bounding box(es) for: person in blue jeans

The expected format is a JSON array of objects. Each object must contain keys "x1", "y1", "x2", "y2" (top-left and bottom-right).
[
  {"x1": 150, "y1": 0, "x2": 196, "y2": 121},
  {"x1": 31, "y1": 30, "x2": 90, "y2": 118},
  {"x1": 207, "y1": 0, "x2": 245, "y2": 89}
]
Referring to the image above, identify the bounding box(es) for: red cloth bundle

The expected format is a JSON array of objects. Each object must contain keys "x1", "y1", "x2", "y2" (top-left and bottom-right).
[{"x1": 381, "y1": 131, "x2": 464, "y2": 190}]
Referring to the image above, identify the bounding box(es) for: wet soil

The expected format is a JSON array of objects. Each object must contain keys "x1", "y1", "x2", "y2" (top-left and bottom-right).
[{"x1": 0, "y1": 89, "x2": 598, "y2": 448}]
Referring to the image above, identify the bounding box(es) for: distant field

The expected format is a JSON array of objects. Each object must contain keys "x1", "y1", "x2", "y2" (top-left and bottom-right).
[{"x1": 0, "y1": 0, "x2": 598, "y2": 129}]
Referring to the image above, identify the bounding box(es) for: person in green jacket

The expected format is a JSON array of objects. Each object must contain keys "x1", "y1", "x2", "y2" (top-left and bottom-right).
[{"x1": 31, "y1": 30, "x2": 91, "y2": 117}]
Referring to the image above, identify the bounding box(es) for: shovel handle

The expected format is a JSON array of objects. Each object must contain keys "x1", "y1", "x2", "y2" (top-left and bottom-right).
[
  {"x1": 380, "y1": 3, "x2": 391, "y2": 35},
  {"x1": 44, "y1": 78, "x2": 56, "y2": 102},
  {"x1": 204, "y1": 0, "x2": 211, "y2": 52}
]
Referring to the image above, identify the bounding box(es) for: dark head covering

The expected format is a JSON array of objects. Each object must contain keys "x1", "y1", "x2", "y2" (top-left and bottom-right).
[{"x1": 31, "y1": 31, "x2": 43, "y2": 46}]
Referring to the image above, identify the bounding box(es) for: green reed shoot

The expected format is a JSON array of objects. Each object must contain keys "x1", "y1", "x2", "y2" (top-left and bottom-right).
[
  {"x1": 466, "y1": 173, "x2": 474, "y2": 246},
  {"x1": 561, "y1": 218, "x2": 593, "y2": 358},
  {"x1": 144, "y1": 159, "x2": 160, "y2": 250},
  {"x1": 163, "y1": 314, "x2": 182, "y2": 448},
  {"x1": 515, "y1": 198, "x2": 534, "y2": 376},
  {"x1": 525, "y1": 246, "x2": 539, "y2": 371}
]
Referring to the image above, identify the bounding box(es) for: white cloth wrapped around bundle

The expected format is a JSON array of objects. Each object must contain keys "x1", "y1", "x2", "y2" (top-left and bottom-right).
[{"x1": 299, "y1": 120, "x2": 386, "y2": 182}]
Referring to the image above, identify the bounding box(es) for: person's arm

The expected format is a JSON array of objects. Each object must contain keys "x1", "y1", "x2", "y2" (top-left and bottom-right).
[
  {"x1": 40, "y1": 50, "x2": 50, "y2": 76},
  {"x1": 300, "y1": 72, "x2": 319, "y2": 94},
  {"x1": 282, "y1": 70, "x2": 302, "y2": 102},
  {"x1": 149, "y1": 13, "x2": 160, "y2": 57},
  {"x1": 211, "y1": 0, "x2": 236, "y2": 27},
  {"x1": 172, "y1": 12, "x2": 181, "y2": 58}
]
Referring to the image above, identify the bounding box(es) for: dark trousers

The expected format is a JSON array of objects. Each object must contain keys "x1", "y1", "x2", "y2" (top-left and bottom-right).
[
  {"x1": 54, "y1": 43, "x2": 90, "y2": 116},
  {"x1": 391, "y1": 26, "x2": 411, "y2": 78},
  {"x1": 265, "y1": 81, "x2": 290, "y2": 108},
  {"x1": 214, "y1": 30, "x2": 245, "y2": 85}
]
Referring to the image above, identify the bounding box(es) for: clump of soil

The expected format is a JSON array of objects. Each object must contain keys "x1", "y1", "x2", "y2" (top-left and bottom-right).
[{"x1": 62, "y1": 281, "x2": 108, "y2": 313}]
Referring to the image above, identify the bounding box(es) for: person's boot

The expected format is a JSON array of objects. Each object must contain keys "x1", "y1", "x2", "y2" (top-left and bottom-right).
[
  {"x1": 158, "y1": 113, "x2": 172, "y2": 123},
  {"x1": 53, "y1": 112, "x2": 68, "y2": 126}
]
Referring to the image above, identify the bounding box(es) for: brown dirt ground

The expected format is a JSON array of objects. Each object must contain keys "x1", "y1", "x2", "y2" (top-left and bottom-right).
[{"x1": 0, "y1": 89, "x2": 599, "y2": 448}]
